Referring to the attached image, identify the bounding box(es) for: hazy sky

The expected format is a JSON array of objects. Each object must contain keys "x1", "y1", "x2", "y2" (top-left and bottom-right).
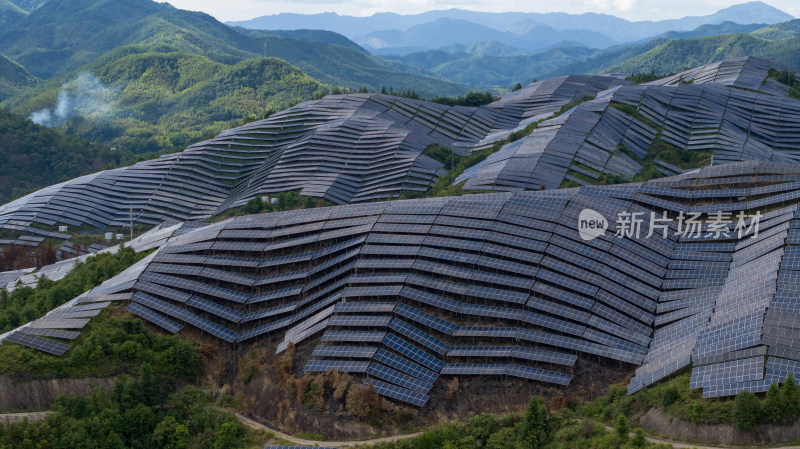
[{"x1": 162, "y1": 0, "x2": 798, "y2": 22}]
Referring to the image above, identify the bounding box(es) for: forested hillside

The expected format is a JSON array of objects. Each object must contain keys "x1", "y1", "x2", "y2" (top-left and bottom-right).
[
  {"x1": 608, "y1": 33, "x2": 800, "y2": 74},
  {"x1": 0, "y1": 54, "x2": 37, "y2": 101},
  {"x1": 0, "y1": 107, "x2": 147, "y2": 202},
  {"x1": 8, "y1": 53, "x2": 327, "y2": 153},
  {"x1": 549, "y1": 20, "x2": 800, "y2": 77}
]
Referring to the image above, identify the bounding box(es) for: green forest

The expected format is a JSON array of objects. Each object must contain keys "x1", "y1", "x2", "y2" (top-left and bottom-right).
[
  {"x1": 0, "y1": 107, "x2": 153, "y2": 202},
  {"x1": 8, "y1": 51, "x2": 327, "y2": 154},
  {"x1": 0, "y1": 324, "x2": 261, "y2": 449},
  {"x1": 0, "y1": 380, "x2": 263, "y2": 449}
]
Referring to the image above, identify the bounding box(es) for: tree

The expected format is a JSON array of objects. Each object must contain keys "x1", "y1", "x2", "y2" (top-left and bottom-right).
[
  {"x1": 614, "y1": 414, "x2": 630, "y2": 440},
  {"x1": 153, "y1": 416, "x2": 189, "y2": 449},
  {"x1": 346, "y1": 384, "x2": 381, "y2": 420},
  {"x1": 631, "y1": 428, "x2": 646, "y2": 448},
  {"x1": 213, "y1": 422, "x2": 239, "y2": 449},
  {"x1": 783, "y1": 374, "x2": 800, "y2": 417},
  {"x1": 35, "y1": 242, "x2": 57, "y2": 267},
  {"x1": 139, "y1": 362, "x2": 156, "y2": 406},
  {"x1": 512, "y1": 83, "x2": 523, "y2": 91},
  {"x1": 733, "y1": 390, "x2": 763, "y2": 431},
  {"x1": 518, "y1": 397, "x2": 550, "y2": 448},
  {"x1": 765, "y1": 382, "x2": 786, "y2": 423},
  {"x1": 243, "y1": 197, "x2": 263, "y2": 214}
]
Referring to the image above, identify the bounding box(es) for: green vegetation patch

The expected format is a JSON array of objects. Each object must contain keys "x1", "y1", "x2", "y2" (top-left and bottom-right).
[
  {"x1": 430, "y1": 91, "x2": 495, "y2": 107},
  {"x1": 626, "y1": 70, "x2": 670, "y2": 85},
  {"x1": 580, "y1": 369, "x2": 800, "y2": 431},
  {"x1": 767, "y1": 68, "x2": 800, "y2": 99},
  {"x1": 213, "y1": 190, "x2": 334, "y2": 221},
  {"x1": 0, "y1": 107, "x2": 154, "y2": 202},
  {"x1": 0, "y1": 369, "x2": 263, "y2": 449},
  {"x1": 422, "y1": 144, "x2": 463, "y2": 171},
  {"x1": 0, "y1": 311, "x2": 200, "y2": 380},
  {"x1": 0, "y1": 245, "x2": 149, "y2": 334},
  {"x1": 369, "y1": 396, "x2": 661, "y2": 449}
]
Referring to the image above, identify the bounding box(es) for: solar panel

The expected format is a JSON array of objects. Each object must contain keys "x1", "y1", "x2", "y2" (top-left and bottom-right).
[
  {"x1": 303, "y1": 360, "x2": 370, "y2": 374},
  {"x1": 364, "y1": 378, "x2": 429, "y2": 407},
  {"x1": 382, "y1": 333, "x2": 444, "y2": 372},
  {"x1": 126, "y1": 303, "x2": 183, "y2": 334},
  {"x1": 28, "y1": 318, "x2": 90, "y2": 329},
  {"x1": 20, "y1": 327, "x2": 80, "y2": 340},
  {"x1": 311, "y1": 345, "x2": 378, "y2": 359},
  {"x1": 4, "y1": 331, "x2": 70, "y2": 356},
  {"x1": 373, "y1": 349, "x2": 439, "y2": 384},
  {"x1": 367, "y1": 362, "x2": 434, "y2": 394}
]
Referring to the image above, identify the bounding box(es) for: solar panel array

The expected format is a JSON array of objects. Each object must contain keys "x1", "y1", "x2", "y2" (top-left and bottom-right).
[
  {"x1": 3, "y1": 58, "x2": 800, "y2": 406},
  {"x1": 0, "y1": 76, "x2": 628, "y2": 237},
  {"x1": 459, "y1": 57, "x2": 800, "y2": 192},
  {"x1": 97, "y1": 161, "x2": 800, "y2": 406}
]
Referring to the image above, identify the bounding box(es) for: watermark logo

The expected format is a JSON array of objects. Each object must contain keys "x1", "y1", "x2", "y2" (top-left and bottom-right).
[
  {"x1": 577, "y1": 209, "x2": 761, "y2": 241},
  {"x1": 578, "y1": 209, "x2": 608, "y2": 241}
]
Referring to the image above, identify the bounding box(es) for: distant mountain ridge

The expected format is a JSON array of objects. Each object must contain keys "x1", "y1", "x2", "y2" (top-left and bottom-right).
[
  {"x1": 382, "y1": 20, "x2": 794, "y2": 88},
  {"x1": 359, "y1": 17, "x2": 618, "y2": 56},
  {"x1": 545, "y1": 19, "x2": 800, "y2": 78},
  {"x1": 230, "y1": 2, "x2": 794, "y2": 45}
]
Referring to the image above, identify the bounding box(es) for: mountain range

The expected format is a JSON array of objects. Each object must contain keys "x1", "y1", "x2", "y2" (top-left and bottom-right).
[
  {"x1": 0, "y1": 0, "x2": 467, "y2": 155},
  {"x1": 230, "y1": 2, "x2": 795, "y2": 52}
]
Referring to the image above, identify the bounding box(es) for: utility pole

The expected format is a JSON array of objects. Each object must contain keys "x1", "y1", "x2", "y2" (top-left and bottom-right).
[{"x1": 129, "y1": 205, "x2": 133, "y2": 240}]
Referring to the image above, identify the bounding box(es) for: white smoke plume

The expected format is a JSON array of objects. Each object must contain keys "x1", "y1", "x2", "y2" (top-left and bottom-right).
[{"x1": 29, "y1": 73, "x2": 118, "y2": 127}]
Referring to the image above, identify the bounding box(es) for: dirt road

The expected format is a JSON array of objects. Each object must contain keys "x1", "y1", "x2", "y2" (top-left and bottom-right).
[
  {"x1": 0, "y1": 411, "x2": 52, "y2": 425},
  {"x1": 235, "y1": 412, "x2": 421, "y2": 447}
]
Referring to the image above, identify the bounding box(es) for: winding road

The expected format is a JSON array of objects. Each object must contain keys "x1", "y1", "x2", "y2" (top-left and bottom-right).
[
  {"x1": 236, "y1": 412, "x2": 800, "y2": 449},
  {"x1": 235, "y1": 412, "x2": 422, "y2": 447}
]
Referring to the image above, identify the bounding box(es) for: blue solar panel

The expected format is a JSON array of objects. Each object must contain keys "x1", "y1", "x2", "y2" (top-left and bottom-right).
[
  {"x1": 382, "y1": 333, "x2": 444, "y2": 372},
  {"x1": 126, "y1": 303, "x2": 183, "y2": 333},
  {"x1": 364, "y1": 378, "x2": 429, "y2": 407}
]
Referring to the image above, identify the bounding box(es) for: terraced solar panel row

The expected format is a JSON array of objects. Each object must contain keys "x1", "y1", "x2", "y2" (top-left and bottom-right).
[
  {"x1": 0, "y1": 75, "x2": 631, "y2": 235},
  {"x1": 126, "y1": 303, "x2": 183, "y2": 333},
  {"x1": 4, "y1": 331, "x2": 70, "y2": 356},
  {"x1": 460, "y1": 57, "x2": 800, "y2": 193},
  {"x1": 9, "y1": 159, "x2": 796, "y2": 406}
]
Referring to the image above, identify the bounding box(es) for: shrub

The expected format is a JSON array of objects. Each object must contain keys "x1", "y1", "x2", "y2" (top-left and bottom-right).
[
  {"x1": 346, "y1": 384, "x2": 381, "y2": 420},
  {"x1": 661, "y1": 387, "x2": 680, "y2": 407},
  {"x1": 685, "y1": 401, "x2": 705, "y2": 424},
  {"x1": 783, "y1": 374, "x2": 800, "y2": 416},
  {"x1": 614, "y1": 414, "x2": 629, "y2": 440},
  {"x1": 519, "y1": 397, "x2": 551, "y2": 448},
  {"x1": 733, "y1": 390, "x2": 763, "y2": 431},
  {"x1": 631, "y1": 428, "x2": 646, "y2": 447}
]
